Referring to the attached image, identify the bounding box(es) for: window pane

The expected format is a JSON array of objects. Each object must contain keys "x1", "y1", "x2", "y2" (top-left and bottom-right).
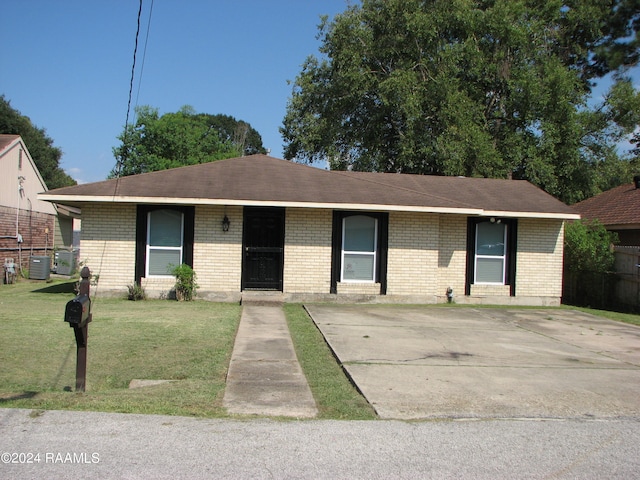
[
  {"x1": 149, "y1": 209, "x2": 183, "y2": 247},
  {"x1": 148, "y1": 249, "x2": 181, "y2": 276},
  {"x1": 476, "y1": 257, "x2": 504, "y2": 283},
  {"x1": 343, "y1": 254, "x2": 374, "y2": 281},
  {"x1": 476, "y1": 222, "x2": 505, "y2": 256},
  {"x1": 344, "y1": 216, "x2": 376, "y2": 252}
]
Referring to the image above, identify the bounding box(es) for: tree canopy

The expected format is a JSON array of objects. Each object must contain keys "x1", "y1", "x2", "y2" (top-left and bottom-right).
[
  {"x1": 0, "y1": 95, "x2": 76, "y2": 189},
  {"x1": 281, "y1": 0, "x2": 640, "y2": 204},
  {"x1": 111, "y1": 106, "x2": 266, "y2": 177}
]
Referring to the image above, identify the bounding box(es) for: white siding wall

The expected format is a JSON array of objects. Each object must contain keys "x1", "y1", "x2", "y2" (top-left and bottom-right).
[{"x1": 1, "y1": 139, "x2": 56, "y2": 214}]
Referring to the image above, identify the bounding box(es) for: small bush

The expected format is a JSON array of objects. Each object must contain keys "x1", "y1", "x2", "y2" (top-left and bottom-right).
[
  {"x1": 171, "y1": 264, "x2": 198, "y2": 301},
  {"x1": 127, "y1": 282, "x2": 146, "y2": 301}
]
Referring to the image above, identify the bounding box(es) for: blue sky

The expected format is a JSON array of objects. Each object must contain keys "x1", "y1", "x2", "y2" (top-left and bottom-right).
[
  {"x1": 2, "y1": 0, "x2": 349, "y2": 183},
  {"x1": 2, "y1": 1, "x2": 637, "y2": 185}
]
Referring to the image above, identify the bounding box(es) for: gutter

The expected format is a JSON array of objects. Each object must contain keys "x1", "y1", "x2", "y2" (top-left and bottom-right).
[{"x1": 38, "y1": 194, "x2": 580, "y2": 220}]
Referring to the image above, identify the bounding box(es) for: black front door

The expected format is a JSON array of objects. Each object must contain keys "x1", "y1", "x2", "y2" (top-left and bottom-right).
[{"x1": 242, "y1": 207, "x2": 285, "y2": 291}]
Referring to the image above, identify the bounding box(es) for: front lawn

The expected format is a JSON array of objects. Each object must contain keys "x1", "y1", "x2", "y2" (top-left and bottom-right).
[
  {"x1": 0, "y1": 279, "x2": 240, "y2": 417},
  {"x1": 0, "y1": 279, "x2": 374, "y2": 419}
]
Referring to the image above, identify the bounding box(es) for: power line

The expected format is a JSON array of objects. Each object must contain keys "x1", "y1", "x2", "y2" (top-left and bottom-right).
[
  {"x1": 95, "y1": 0, "x2": 147, "y2": 304},
  {"x1": 116, "y1": 0, "x2": 144, "y2": 178},
  {"x1": 134, "y1": 0, "x2": 154, "y2": 121}
]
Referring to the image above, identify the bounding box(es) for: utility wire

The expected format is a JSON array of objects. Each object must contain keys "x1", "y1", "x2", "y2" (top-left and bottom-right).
[
  {"x1": 94, "y1": 0, "x2": 146, "y2": 305},
  {"x1": 116, "y1": 0, "x2": 144, "y2": 178},
  {"x1": 134, "y1": 0, "x2": 154, "y2": 121}
]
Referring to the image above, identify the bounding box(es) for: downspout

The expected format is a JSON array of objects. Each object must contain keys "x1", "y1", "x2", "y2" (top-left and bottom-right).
[
  {"x1": 17, "y1": 176, "x2": 24, "y2": 238},
  {"x1": 28, "y1": 198, "x2": 33, "y2": 257}
]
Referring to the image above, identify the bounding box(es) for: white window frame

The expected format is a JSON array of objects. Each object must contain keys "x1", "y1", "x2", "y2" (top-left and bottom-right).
[
  {"x1": 474, "y1": 221, "x2": 507, "y2": 285},
  {"x1": 341, "y1": 215, "x2": 378, "y2": 283},
  {"x1": 145, "y1": 209, "x2": 184, "y2": 278}
]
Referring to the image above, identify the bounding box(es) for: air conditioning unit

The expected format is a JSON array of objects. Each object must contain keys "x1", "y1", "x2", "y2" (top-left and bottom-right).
[
  {"x1": 29, "y1": 256, "x2": 51, "y2": 280},
  {"x1": 54, "y1": 250, "x2": 75, "y2": 275}
]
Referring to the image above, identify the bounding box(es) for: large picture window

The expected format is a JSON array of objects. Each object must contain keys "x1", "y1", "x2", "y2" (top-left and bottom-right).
[
  {"x1": 146, "y1": 209, "x2": 184, "y2": 276},
  {"x1": 342, "y1": 215, "x2": 378, "y2": 282},
  {"x1": 474, "y1": 221, "x2": 506, "y2": 284}
]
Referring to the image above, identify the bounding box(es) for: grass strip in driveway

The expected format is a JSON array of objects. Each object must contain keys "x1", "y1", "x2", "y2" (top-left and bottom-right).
[
  {"x1": 284, "y1": 304, "x2": 376, "y2": 420},
  {"x1": 0, "y1": 279, "x2": 241, "y2": 417}
]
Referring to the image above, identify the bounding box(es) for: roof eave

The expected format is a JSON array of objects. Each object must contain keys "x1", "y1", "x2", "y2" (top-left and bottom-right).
[
  {"x1": 482, "y1": 210, "x2": 580, "y2": 220},
  {"x1": 38, "y1": 194, "x2": 578, "y2": 219}
]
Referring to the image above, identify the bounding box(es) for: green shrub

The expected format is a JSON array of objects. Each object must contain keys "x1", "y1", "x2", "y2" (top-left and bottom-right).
[
  {"x1": 127, "y1": 282, "x2": 146, "y2": 301},
  {"x1": 564, "y1": 220, "x2": 617, "y2": 274},
  {"x1": 564, "y1": 220, "x2": 618, "y2": 308},
  {"x1": 171, "y1": 264, "x2": 198, "y2": 301}
]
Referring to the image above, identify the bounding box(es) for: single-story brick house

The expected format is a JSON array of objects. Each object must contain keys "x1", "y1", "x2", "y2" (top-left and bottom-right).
[{"x1": 39, "y1": 155, "x2": 579, "y2": 304}]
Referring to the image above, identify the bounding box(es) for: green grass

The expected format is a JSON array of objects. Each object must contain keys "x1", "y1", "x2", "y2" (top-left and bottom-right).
[
  {"x1": 1, "y1": 278, "x2": 636, "y2": 419},
  {"x1": 284, "y1": 304, "x2": 376, "y2": 420},
  {"x1": 560, "y1": 305, "x2": 640, "y2": 326},
  {"x1": 0, "y1": 279, "x2": 241, "y2": 417},
  {"x1": 0, "y1": 279, "x2": 375, "y2": 419}
]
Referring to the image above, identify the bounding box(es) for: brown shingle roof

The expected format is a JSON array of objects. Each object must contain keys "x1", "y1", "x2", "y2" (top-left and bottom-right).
[
  {"x1": 573, "y1": 182, "x2": 640, "y2": 227},
  {"x1": 40, "y1": 155, "x2": 577, "y2": 218}
]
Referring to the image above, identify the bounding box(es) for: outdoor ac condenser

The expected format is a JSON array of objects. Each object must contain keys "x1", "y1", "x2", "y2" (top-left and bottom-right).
[
  {"x1": 29, "y1": 256, "x2": 51, "y2": 280},
  {"x1": 55, "y1": 250, "x2": 75, "y2": 275}
]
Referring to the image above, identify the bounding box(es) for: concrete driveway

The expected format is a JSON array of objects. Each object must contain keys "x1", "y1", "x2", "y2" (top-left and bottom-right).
[{"x1": 305, "y1": 305, "x2": 640, "y2": 420}]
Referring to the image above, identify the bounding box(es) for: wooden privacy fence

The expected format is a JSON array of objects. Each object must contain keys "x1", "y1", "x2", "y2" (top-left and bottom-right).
[
  {"x1": 613, "y1": 246, "x2": 640, "y2": 312},
  {"x1": 563, "y1": 246, "x2": 640, "y2": 313}
]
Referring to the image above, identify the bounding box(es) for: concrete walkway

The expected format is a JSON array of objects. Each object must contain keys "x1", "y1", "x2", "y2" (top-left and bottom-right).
[{"x1": 223, "y1": 305, "x2": 318, "y2": 418}]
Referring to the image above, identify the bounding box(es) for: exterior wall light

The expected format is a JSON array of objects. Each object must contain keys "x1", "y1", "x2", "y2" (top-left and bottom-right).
[{"x1": 222, "y1": 215, "x2": 230, "y2": 232}]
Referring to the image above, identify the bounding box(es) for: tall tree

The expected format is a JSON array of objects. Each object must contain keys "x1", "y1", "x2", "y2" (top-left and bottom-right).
[
  {"x1": 111, "y1": 106, "x2": 266, "y2": 177},
  {"x1": 197, "y1": 113, "x2": 267, "y2": 156},
  {"x1": 282, "y1": 0, "x2": 640, "y2": 204},
  {"x1": 0, "y1": 95, "x2": 76, "y2": 189}
]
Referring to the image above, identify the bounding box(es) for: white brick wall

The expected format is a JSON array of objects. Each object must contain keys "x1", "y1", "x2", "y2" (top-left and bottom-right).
[
  {"x1": 516, "y1": 219, "x2": 564, "y2": 298},
  {"x1": 386, "y1": 212, "x2": 439, "y2": 295},
  {"x1": 80, "y1": 202, "x2": 566, "y2": 304},
  {"x1": 437, "y1": 215, "x2": 468, "y2": 298},
  {"x1": 283, "y1": 208, "x2": 332, "y2": 293},
  {"x1": 193, "y1": 205, "x2": 242, "y2": 292},
  {"x1": 80, "y1": 204, "x2": 136, "y2": 295}
]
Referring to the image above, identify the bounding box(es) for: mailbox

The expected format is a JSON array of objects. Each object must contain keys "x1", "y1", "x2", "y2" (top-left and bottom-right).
[{"x1": 64, "y1": 294, "x2": 91, "y2": 327}]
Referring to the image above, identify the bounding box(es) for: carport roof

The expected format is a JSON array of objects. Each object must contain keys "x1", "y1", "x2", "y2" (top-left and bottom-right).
[{"x1": 39, "y1": 155, "x2": 578, "y2": 219}]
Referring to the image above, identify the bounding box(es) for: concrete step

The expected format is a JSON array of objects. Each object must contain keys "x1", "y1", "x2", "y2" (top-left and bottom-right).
[{"x1": 240, "y1": 291, "x2": 286, "y2": 306}]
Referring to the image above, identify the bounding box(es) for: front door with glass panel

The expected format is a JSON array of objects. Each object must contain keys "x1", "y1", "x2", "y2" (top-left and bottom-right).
[{"x1": 241, "y1": 207, "x2": 285, "y2": 290}]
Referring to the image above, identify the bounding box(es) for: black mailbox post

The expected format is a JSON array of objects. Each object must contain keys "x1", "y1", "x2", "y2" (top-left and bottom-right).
[
  {"x1": 64, "y1": 267, "x2": 92, "y2": 392},
  {"x1": 65, "y1": 294, "x2": 91, "y2": 328}
]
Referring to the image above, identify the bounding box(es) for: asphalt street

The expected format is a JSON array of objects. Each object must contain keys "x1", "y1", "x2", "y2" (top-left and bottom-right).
[{"x1": 1, "y1": 408, "x2": 639, "y2": 479}]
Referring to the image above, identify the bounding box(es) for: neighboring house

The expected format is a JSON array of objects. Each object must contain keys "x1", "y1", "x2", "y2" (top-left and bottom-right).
[
  {"x1": 0, "y1": 134, "x2": 74, "y2": 275},
  {"x1": 39, "y1": 155, "x2": 578, "y2": 304},
  {"x1": 572, "y1": 176, "x2": 640, "y2": 246}
]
